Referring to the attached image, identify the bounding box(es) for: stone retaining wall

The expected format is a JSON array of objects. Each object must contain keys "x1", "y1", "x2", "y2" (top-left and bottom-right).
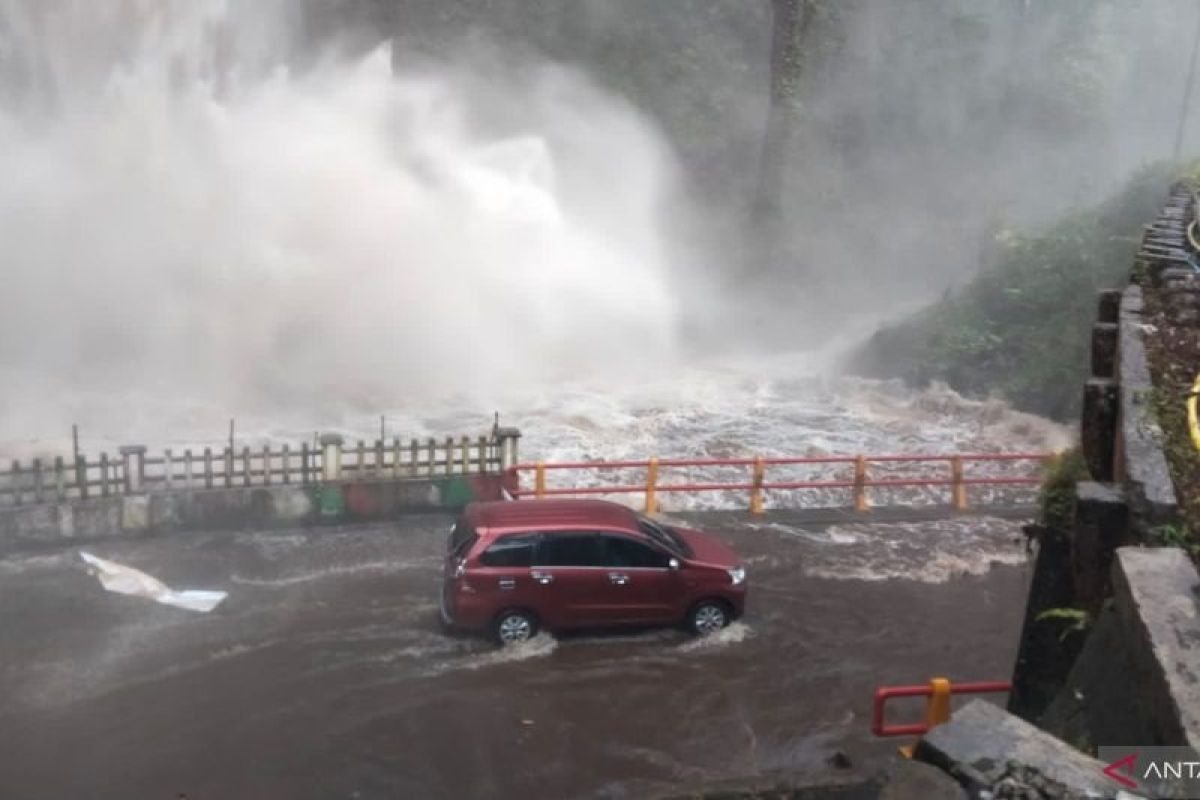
[
  {"x1": 0, "y1": 473, "x2": 512, "y2": 546},
  {"x1": 997, "y1": 183, "x2": 1200, "y2": 795}
]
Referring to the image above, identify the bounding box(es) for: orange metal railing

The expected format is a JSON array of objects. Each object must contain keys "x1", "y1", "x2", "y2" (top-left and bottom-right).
[
  {"x1": 872, "y1": 678, "x2": 1012, "y2": 738},
  {"x1": 507, "y1": 453, "x2": 1052, "y2": 514}
]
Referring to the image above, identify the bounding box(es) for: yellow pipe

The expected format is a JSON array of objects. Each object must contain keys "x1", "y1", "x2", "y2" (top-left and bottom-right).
[
  {"x1": 951, "y1": 456, "x2": 968, "y2": 511},
  {"x1": 535, "y1": 461, "x2": 546, "y2": 499},
  {"x1": 644, "y1": 458, "x2": 659, "y2": 515},
  {"x1": 925, "y1": 677, "x2": 952, "y2": 729},
  {"x1": 854, "y1": 455, "x2": 870, "y2": 512},
  {"x1": 750, "y1": 457, "x2": 765, "y2": 515},
  {"x1": 1189, "y1": 372, "x2": 1200, "y2": 453}
]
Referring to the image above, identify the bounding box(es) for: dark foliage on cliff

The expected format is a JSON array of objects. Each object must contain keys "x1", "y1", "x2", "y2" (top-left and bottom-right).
[{"x1": 850, "y1": 162, "x2": 1179, "y2": 421}]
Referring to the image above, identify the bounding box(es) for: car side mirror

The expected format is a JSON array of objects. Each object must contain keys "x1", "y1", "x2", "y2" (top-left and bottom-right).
[{"x1": 668, "y1": 558, "x2": 681, "y2": 571}]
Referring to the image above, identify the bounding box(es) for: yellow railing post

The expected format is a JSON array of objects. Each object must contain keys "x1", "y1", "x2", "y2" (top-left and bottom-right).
[
  {"x1": 750, "y1": 457, "x2": 765, "y2": 515},
  {"x1": 854, "y1": 456, "x2": 870, "y2": 512},
  {"x1": 951, "y1": 456, "x2": 967, "y2": 511},
  {"x1": 925, "y1": 677, "x2": 952, "y2": 729},
  {"x1": 645, "y1": 457, "x2": 659, "y2": 515},
  {"x1": 535, "y1": 461, "x2": 546, "y2": 499}
]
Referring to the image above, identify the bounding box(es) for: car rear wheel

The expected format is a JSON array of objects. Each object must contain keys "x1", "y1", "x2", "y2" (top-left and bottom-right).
[
  {"x1": 493, "y1": 609, "x2": 538, "y2": 645},
  {"x1": 687, "y1": 600, "x2": 730, "y2": 636}
]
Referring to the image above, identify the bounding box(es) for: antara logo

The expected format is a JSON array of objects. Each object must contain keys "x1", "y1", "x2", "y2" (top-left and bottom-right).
[{"x1": 1102, "y1": 753, "x2": 1139, "y2": 790}]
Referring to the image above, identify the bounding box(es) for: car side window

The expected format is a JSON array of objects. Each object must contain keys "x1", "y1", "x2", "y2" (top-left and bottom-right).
[
  {"x1": 534, "y1": 532, "x2": 605, "y2": 567},
  {"x1": 479, "y1": 533, "x2": 538, "y2": 568},
  {"x1": 600, "y1": 535, "x2": 671, "y2": 569}
]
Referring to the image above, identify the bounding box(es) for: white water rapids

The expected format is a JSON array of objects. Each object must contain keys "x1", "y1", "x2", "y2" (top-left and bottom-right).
[{"x1": 0, "y1": 1, "x2": 1072, "y2": 509}]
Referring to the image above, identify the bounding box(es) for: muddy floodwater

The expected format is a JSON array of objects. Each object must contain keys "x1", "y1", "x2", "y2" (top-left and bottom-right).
[{"x1": 0, "y1": 509, "x2": 1032, "y2": 799}]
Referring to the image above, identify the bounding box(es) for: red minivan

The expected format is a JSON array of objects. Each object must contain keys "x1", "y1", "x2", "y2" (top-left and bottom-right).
[{"x1": 440, "y1": 499, "x2": 747, "y2": 645}]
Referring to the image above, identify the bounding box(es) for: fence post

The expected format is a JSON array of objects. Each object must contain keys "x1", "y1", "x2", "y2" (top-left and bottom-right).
[
  {"x1": 185, "y1": 450, "x2": 194, "y2": 489},
  {"x1": 263, "y1": 444, "x2": 272, "y2": 486},
  {"x1": 951, "y1": 456, "x2": 968, "y2": 511},
  {"x1": 477, "y1": 436, "x2": 487, "y2": 473},
  {"x1": 164, "y1": 449, "x2": 173, "y2": 490},
  {"x1": 410, "y1": 439, "x2": 419, "y2": 476},
  {"x1": 750, "y1": 457, "x2": 765, "y2": 515},
  {"x1": 355, "y1": 440, "x2": 365, "y2": 477},
  {"x1": 54, "y1": 456, "x2": 65, "y2": 501},
  {"x1": 242, "y1": 446, "x2": 251, "y2": 486},
  {"x1": 495, "y1": 427, "x2": 522, "y2": 472},
  {"x1": 426, "y1": 438, "x2": 436, "y2": 476},
  {"x1": 645, "y1": 457, "x2": 659, "y2": 515},
  {"x1": 76, "y1": 455, "x2": 88, "y2": 499},
  {"x1": 119, "y1": 445, "x2": 147, "y2": 494},
  {"x1": 460, "y1": 436, "x2": 470, "y2": 474},
  {"x1": 300, "y1": 443, "x2": 310, "y2": 485},
  {"x1": 854, "y1": 456, "x2": 870, "y2": 512},
  {"x1": 392, "y1": 437, "x2": 401, "y2": 478},
  {"x1": 282, "y1": 444, "x2": 290, "y2": 485},
  {"x1": 100, "y1": 453, "x2": 110, "y2": 496},
  {"x1": 224, "y1": 447, "x2": 233, "y2": 488},
  {"x1": 320, "y1": 434, "x2": 344, "y2": 482},
  {"x1": 925, "y1": 677, "x2": 952, "y2": 729},
  {"x1": 535, "y1": 462, "x2": 546, "y2": 499},
  {"x1": 33, "y1": 458, "x2": 44, "y2": 503},
  {"x1": 445, "y1": 436, "x2": 454, "y2": 475}
]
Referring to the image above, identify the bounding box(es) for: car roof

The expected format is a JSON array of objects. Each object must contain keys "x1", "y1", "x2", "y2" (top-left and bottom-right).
[{"x1": 464, "y1": 499, "x2": 640, "y2": 535}]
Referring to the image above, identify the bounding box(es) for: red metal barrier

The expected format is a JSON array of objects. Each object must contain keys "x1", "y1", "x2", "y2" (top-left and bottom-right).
[
  {"x1": 506, "y1": 452, "x2": 1052, "y2": 513},
  {"x1": 872, "y1": 679, "x2": 1012, "y2": 738}
]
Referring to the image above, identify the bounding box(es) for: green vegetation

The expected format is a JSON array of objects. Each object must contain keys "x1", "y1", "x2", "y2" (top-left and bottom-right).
[
  {"x1": 1148, "y1": 381, "x2": 1200, "y2": 555},
  {"x1": 1035, "y1": 607, "x2": 1092, "y2": 642},
  {"x1": 852, "y1": 162, "x2": 1182, "y2": 421},
  {"x1": 1038, "y1": 448, "x2": 1089, "y2": 532}
]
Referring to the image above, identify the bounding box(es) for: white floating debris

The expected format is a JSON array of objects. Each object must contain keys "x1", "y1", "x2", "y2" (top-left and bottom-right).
[{"x1": 80, "y1": 551, "x2": 227, "y2": 613}]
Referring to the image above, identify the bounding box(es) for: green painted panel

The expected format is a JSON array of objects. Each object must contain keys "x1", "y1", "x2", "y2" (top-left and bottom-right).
[
  {"x1": 440, "y1": 477, "x2": 474, "y2": 507},
  {"x1": 314, "y1": 485, "x2": 345, "y2": 517}
]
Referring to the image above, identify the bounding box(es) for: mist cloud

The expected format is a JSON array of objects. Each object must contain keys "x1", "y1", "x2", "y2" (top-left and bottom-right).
[{"x1": 0, "y1": 1, "x2": 684, "y2": 423}]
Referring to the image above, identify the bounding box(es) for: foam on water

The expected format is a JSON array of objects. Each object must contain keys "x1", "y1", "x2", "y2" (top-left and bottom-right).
[
  {"x1": 676, "y1": 621, "x2": 754, "y2": 653},
  {"x1": 424, "y1": 633, "x2": 559, "y2": 676},
  {"x1": 229, "y1": 557, "x2": 437, "y2": 587}
]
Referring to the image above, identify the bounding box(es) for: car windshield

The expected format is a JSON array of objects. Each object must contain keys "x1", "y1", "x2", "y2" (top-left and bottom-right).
[{"x1": 636, "y1": 515, "x2": 692, "y2": 557}]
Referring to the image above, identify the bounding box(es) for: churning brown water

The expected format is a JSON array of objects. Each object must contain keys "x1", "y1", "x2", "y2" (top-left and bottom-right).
[{"x1": 0, "y1": 509, "x2": 1031, "y2": 798}]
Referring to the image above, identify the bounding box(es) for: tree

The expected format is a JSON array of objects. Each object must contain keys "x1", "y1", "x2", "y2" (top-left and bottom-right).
[{"x1": 751, "y1": 0, "x2": 815, "y2": 270}]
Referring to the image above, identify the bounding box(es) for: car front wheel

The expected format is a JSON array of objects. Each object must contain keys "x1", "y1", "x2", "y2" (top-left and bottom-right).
[
  {"x1": 687, "y1": 600, "x2": 730, "y2": 636},
  {"x1": 493, "y1": 609, "x2": 538, "y2": 645}
]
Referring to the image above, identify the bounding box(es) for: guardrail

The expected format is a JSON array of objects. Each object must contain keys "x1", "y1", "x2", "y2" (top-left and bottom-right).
[
  {"x1": 507, "y1": 453, "x2": 1052, "y2": 513},
  {"x1": 872, "y1": 677, "x2": 1012, "y2": 738},
  {"x1": 0, "y1": 429, "x2": 522, "y2": 507}
]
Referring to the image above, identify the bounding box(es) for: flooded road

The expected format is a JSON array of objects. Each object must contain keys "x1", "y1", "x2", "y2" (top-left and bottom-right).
[{"x1": 0, "y1": 510, "x2": 1032, "y2": 799}]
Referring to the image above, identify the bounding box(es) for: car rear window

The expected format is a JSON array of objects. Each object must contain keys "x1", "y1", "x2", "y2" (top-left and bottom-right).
[
  {"x1": 479, "y1": 533, "x2": 538, "y2": 567},
  {"x1": 448, "y1": 518, "x2": 478, "y2": 557}
]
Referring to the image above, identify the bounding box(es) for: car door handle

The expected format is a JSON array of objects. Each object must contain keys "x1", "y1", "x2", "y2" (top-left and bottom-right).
[
  {"x1": 532, "y1": 571, "x2": 554, "y2": 585},
  {"x1": 498, "y1": 578, "x2": 516, "y2": 590},
  {"x1": 608, "y1": 572, "x2": 629, "y2": 585}
]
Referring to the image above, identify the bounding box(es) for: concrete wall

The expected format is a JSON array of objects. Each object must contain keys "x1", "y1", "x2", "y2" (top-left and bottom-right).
[
  {"x1": 1041, "y1": 547, "x2": 1200, "y2": 752},
  {"x1": 0, "y1": 473, "x2": 512, "y2": 545},
  {"x1": 1005, "y1": 183, "x2": 1200, "y2": 770}
]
